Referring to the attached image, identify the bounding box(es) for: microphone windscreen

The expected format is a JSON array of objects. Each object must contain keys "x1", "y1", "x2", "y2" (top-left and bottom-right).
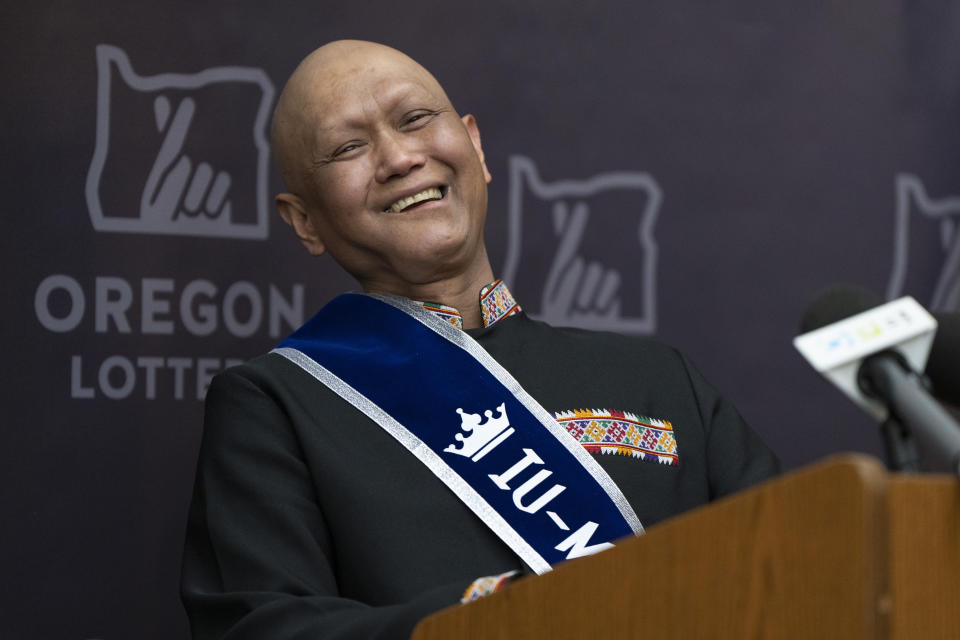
[
  {"x1": 798, "y1": 283, "x2": 960, "y2": 407},
  {"x1": 928, "y1": 312, "x2": 960, "y2": 407},
  {"x1": 799, "y1": 284, "x2": 882, "y2": 334}
]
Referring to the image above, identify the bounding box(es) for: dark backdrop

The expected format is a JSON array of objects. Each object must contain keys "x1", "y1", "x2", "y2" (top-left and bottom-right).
[{"x1": 3, "y1": 2, "x2": 959, "y2": 638}]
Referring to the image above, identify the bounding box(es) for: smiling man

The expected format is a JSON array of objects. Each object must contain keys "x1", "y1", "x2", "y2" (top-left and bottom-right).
[
  {"x1": 181, "y1": 40, "x2": 779, "y2": 640},
  {"x1": 270, "y1": 40, "x2": 494, "y2": 326}
]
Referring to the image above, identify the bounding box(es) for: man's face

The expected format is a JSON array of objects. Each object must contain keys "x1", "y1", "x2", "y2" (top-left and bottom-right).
[{"x1": 281, "y1": 50, "x2": 492, "y2": 294}]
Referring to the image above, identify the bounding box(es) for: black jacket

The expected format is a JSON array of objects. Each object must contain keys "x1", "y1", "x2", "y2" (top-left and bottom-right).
[{"x1": 181, "y1": 312, "x2": 779, "y2": 639}]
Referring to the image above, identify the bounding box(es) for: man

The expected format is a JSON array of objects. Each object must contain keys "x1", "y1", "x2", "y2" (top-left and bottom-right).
[{"x1": 181, "y1": 40, "x2": 779, "y2": 639}]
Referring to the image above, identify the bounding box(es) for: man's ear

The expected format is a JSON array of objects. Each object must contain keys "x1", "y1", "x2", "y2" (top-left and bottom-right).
[
  {"x1": 461, "y1": 114, "x2": 492, "y2": 184},
  {"x1": 275, "y1": 193, "x2": 327, "y2": 256}
]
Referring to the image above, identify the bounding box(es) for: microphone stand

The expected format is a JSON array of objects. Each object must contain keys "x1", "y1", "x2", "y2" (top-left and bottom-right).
[
  {"x1": 860, "y1": 353, "x2": 960, "y2": 475},
  {"x1": 878, "y1": 415, "x2": 919, "y2": 472}
]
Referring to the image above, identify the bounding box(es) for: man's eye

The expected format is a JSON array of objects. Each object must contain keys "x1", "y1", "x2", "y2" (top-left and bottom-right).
[
  {"x1": 403, "y1": 111, "x2": 436, "y2": 127},
  {"x1": 333, "y1": 143, "x2": 361, "y2": 158}
]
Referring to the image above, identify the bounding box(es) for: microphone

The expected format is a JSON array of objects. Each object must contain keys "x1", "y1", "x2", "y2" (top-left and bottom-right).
[
  {"x1": 799, "y1": 286, "x2": 960, "y2": 408},
  {"x1": 795, "y1": 285, "x2": 960, "y2": 472}
]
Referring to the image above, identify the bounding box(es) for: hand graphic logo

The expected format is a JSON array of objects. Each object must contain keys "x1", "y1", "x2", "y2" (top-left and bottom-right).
[
  {"x1": 141, "y1": 95, "x2": 236, "y2": 226},
  {"x1": 541, "y1": 200, "x2": 623, "y2": 324},
  {"x1": 86, "y1": 45, "x2": 274, "y2": 239},
  {"x1": 502, "y1": 156, "x2": 662, "y2": 333}
]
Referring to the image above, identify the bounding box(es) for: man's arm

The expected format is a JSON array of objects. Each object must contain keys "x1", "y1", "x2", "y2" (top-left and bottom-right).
[
  {"x1": 679, "y1": 353, "x2": 781, "y2": 499},
  {"x1": 180, "y1": 370, "x2": 475, "y2": 640}
]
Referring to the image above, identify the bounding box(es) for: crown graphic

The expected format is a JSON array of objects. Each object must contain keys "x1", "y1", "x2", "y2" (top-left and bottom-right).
[{"x1": 444, "y1": 402, "x2": 514, "y2": 461}]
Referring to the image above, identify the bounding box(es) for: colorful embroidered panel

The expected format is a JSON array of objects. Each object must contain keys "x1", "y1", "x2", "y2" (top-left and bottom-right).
[
  {"x1": 420, "y1": 301, "x2": 464, "y2": 329},
  {"x1": 479, "y1": 279, "x2": 521, "y2": 327},
  {"x1": 418, "y1": 280, "x2": 522, "y2": 330},
  {"x1": 460, "y1": 570, "x2": 519, "y2": 603},
  {"x1": 554, "y1": 408, "x2": 679, "y2": 466}
]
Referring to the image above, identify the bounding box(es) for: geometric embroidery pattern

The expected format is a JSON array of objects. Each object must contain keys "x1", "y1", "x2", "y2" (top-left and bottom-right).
[
  {"x1": 419, "y1": 280, "x2": 522, "y2": 331},
  {"x1": 460, "y1": 569, "x2": 520, "y2": 604},
  {"x1": 553, "y1": 408, "x2": 679, "y2": 466},
  {"x1": 420, "y1": 301, "x2": 464, "y2": 329},
  {"x1": 479, "y1": 279, "x2": 521, "y2": 327}
]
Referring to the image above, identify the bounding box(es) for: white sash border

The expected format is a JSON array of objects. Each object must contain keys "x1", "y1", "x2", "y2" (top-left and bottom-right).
[
  {"x1": 272, "y1": 345, "x2": 553, "y2": 575},
  {"x1": 370, "y1": 293, "x2": 644, "y2": 535}
]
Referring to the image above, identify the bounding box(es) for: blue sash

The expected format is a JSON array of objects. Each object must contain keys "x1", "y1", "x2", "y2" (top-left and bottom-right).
[{"x1": 272, "y1": 293, "x2": 642, "y2": 574}]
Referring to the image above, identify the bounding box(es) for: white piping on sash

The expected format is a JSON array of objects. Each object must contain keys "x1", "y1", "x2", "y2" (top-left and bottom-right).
[
  {"x1": 271, "y1": 345, "x2": 554, "y2": 575},
  {"x1": 368, "y1": 293, "x2": 645, "y2": 536}
]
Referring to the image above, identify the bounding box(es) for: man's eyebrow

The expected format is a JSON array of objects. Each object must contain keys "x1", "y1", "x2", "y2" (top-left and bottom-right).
[
  {"x1": 314, "y1": 118, "x2": 358, "y2": 136},
  {"x1": 320, "y1": 82, "x2": 444, "y2": 129}
]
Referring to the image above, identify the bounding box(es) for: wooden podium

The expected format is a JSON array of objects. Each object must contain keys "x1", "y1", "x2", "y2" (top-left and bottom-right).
[{"x1": 412, "y1": 456, "x2": 960, "y2": 639}]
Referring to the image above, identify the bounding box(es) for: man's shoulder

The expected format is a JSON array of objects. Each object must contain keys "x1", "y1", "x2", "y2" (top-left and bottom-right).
[
  {"x1": 509, "y1": 313, "x2": 683, "y2": 361},
  {"x1": 207, "y1": 350, "x2": 312, "y2": 399}
]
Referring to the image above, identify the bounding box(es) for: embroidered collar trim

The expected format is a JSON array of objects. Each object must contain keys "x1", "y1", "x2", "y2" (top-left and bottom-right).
[{"x1": 419, "y1": 280, "x2": 521, "y2": 330}]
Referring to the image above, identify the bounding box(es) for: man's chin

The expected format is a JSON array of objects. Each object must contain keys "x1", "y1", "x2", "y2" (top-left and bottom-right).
[{"x1": 389, "y1": 247, "x2": 487, "y2": 286}]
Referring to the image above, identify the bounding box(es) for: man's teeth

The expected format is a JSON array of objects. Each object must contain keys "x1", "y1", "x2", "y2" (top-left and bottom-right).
[{"x1": 387, "y1": 187, "x2": 443, "y2": 213}]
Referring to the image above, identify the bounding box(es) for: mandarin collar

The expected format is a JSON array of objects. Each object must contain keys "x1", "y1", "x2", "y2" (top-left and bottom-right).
[{"x1": 417, "y1": 280, "x2": 521, "y2": 330}]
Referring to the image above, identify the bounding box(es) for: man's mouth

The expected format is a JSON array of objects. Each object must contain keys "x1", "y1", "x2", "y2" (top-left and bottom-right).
[{"x1": 385, "y1": 186, "x2": 446, "y2": 213}]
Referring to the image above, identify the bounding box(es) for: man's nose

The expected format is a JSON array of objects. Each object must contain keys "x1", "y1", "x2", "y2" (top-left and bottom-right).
[{"x1": 374, "y1": 130, "x2": 426, "y2": 182}]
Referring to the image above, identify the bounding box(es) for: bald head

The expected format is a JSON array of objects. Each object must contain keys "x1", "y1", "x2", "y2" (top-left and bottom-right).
[{"x1": 271, "y1": 40, "x2": 452, "y2": 193}]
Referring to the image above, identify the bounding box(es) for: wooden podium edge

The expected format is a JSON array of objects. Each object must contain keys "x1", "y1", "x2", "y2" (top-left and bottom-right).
[{"x1": 413, "y1": 454, "x2": 892, "y2": 639}]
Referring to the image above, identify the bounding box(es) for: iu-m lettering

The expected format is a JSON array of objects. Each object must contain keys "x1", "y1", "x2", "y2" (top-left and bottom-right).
[{"x1": 35, "y1": 274, "x2": 304, "y2": 338}]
